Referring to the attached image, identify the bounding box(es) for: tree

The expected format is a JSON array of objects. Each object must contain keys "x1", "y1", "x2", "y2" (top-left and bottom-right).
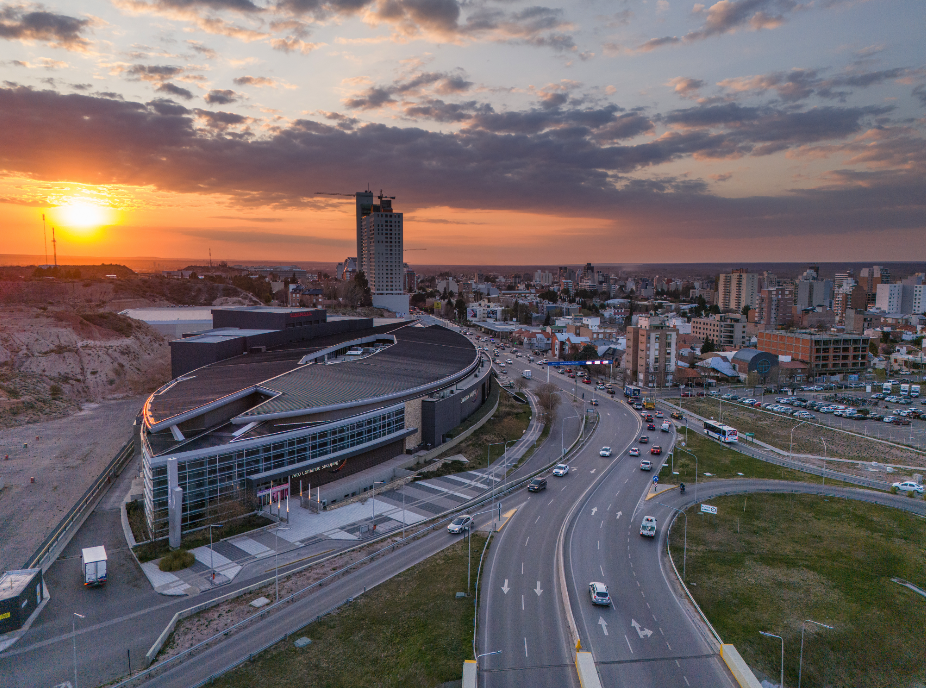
[
  {"x1": 410, "y1": 292, "x2": 427, "y2": 307},
  {"x1": 741, "y1": 305, "x2": 752, "y2": 317},
  {"x1": 701, "y1": 336, "x2": 716, "y2": 354},
  {"x1": 538, "y1": 289, "x2": 558, "y2": 303},
  {"x1": 454, "y1": 297, "x2": 467, "y2": 321},
  {"x1": 353, "y1": 271, "x2": 373, "y2": 307},
  {"x1": 543, "y1": 312, "x2": 551, "y2": 326},
  {"x1": 572, "y1": 343, "x2": 599, "y2": 361},
  {"x1": 536, "y1": 382, "x2": 560, "y2": 416}
]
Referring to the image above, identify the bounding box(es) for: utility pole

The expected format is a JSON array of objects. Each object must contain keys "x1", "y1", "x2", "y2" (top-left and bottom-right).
[
  {"x1": 42, "y1": 214, "x2": 48, "y2": 265},
  {"x1": 52, "y1": 226, "x2": 57, "y2": 266}
]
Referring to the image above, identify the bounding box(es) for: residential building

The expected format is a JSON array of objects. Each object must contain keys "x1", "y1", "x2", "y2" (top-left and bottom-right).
[
  {"x1": 913, "y1": 285, "x2": 926, "y2": 314},
  {"x1": 757, "y1": 285, "x2": 794, "y2": 327},
  {"x1": 844, "y1": 308, "x2": 883, "y2": 334},
  {"x1": 717, "y1": 270, "x2": 759, "y2": 312},
  {"x1": 534, "y1": 270, "x2": 553, "y2": 286},
  {"x1": 795, "y1": 278, "x2": 833, "y2": 310},
  {"x1": 876, "y1": 283, "x2": 915, "y2": 314},
  {"x1": 691, "y1": 314, "x2": 750, "y2": 349},
  {"x1": 552, "y1": 332, "x2": 591, "y2": 359},
  {"x1": 404, "y1": 266, "x2": 417, "y2": 294},
  {"x1": 757, "y1": 331, "x2": 870, "y2": 379},
  {"x1": 625, "y1": 317, "x2": 677, "y2": 388},
  {"x1": 359, "y1": 193, "x2": 408, "y2": 314},
  {"x1": 354, "y1": 190, "x2": 375, "y2": 270}
]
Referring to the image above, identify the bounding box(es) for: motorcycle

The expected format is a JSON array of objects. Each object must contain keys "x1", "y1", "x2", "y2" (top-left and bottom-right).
[{"x1": 680, "y1": 483, "x2": 686, "y2": 494}]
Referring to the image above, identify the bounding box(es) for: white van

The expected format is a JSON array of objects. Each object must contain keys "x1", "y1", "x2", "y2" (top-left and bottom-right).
[{"x1": 522, "y1": 370, "x2": 532, "y2": 379}]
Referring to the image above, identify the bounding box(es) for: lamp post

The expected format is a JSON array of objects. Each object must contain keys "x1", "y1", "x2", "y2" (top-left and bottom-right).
[
  {"x1": 789, "y1": 420, "x2": 809, "y2": 462},
  {"x1": 759, "y1": 631, "x2": 785, "y2": 688},
  {"x1": 272, "y1": 525, "x2": 290, "y2": 602},
  {"x1": 72, "y1": 612, "x2": 85, "y2": 688},
  {"x1": 655, "y1": 502, "x2": 687, "y2": 579},
  {"x1": 207, "y1": 523, "x2": 224, "y2": 582},
  {"x1": 476, "y1": 649, "x2": 502, "y2": 688},
  {"x1": 820, "y1": 439, "x2": 827, "y2": 486},
  {"x1": 798, "y1": 619, "x2": 833, "y2": 688},
  {"x1": 675, "y1": 445, "x2": 698, "y2": 501},
  {"x1": 371, "y1": 481, "x2": 384, "y2": 525}
]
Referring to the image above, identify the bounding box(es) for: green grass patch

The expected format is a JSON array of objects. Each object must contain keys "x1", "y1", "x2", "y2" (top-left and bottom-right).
[
  {"x1": 212, "y1": 533, "x2": 487, "y2": 688},
  {"x1": 671, "y1": 493, "x2": 926, "y2": 687},
  {"x1": 159, "y1": 549, "x2": 195, "y2": 572}
]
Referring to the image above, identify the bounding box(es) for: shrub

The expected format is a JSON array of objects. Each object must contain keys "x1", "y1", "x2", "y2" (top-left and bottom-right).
[
  {"x1": 49, "y1": 383, "x2": 63, "y2": 399},
  {"x1": 906, "y1": 490, "x2": 915, "y2": 498},
  {"x1": 890, "y1": 485, "x2": 899, "y2": 495},
  {"x1": 159, "y1": 549, "x2": 195, "y2": 572}
]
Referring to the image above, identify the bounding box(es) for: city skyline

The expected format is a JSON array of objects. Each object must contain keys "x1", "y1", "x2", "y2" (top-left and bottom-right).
[{"x1": 0, "y1": 0, "x2": 924, "y2": 263}]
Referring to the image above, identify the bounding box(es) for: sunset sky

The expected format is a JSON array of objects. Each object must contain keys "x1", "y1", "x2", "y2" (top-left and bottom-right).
[{"x1": 0, "y1": 0, "x2": 924, "y2": 265}]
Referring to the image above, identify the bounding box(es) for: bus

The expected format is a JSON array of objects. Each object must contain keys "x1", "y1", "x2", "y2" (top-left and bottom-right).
[
  {"x1": 704, "y1": 420, "x2": 738, "y2": 443},
  {"x1": 643, "y1": 396, "x2": 656, "y2": 410},
  {"x1": 624, "y1": 385, "x2": 642, "y2": 399}
]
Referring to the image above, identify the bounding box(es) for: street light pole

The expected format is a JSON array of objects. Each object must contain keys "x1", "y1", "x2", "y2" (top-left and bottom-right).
[
  {"x1": 475, "y1": 649, "x2": 502, "y2": 688},
  {"x1": 798, "y1": 619, "x2": 833, "y2": 688},
  {"x1": 273, "y1": 525, "x2": 290, "y2": 602},
  {"x1": 72, "y1": 612, "x2": 85, "y2": 688},
  {"x1": 207, "y1": 523, "x2": 224, "y2": 582},
  {"x1": 790, "y1": 420, "x2": 809, "y2": 462},
  {"x1": 372, "y1": 480, "x2": 384, "y2": 525},
  {"x1": 675, "y1": 445, "x2": 698, "y2": 502},
  {"x1": 759, "y1": 631, "x2": 785, "y2": 688},
  {"x1": 820, "y1": 439, "x2": 827, "y2": 486},
  {"x1": 655, "y1": 502, "x2": 687, "y2": 579}
]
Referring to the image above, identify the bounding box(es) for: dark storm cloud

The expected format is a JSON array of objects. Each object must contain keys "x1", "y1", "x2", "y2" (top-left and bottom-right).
[
  {"x1": 0, "y1": 85, "x2": 922, "y2": 242},
  {"x1": 205, "y1": 88, "x2": 240, "y2": 104},
  {"x1": 157, "y1": 82, "x2": 195, "y2": 99},
  {"x1": 0, "y1": 5, "x2": 93, "y2": 51}
]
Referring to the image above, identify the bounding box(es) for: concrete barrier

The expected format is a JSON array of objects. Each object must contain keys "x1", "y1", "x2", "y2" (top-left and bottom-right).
[
  {"x1": 462, "y1": 659, "x2": 477, "y2": 688},
  {"x1": 720, "y1": 644, "x2": 763, "y2": 688},
  {"x1": 575, "y1": 652, "x2": 603, "y2": 688}
]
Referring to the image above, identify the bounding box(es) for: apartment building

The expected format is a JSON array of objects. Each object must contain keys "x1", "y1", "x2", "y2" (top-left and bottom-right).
[
  {"x1": 691, "y1": 314, "x2": 750, "y2": 349},
  {"x1": 625, "y1": 318, "x2": 677, "y2": 388},
  {"x1": 757, "y1": 331, "x2": 870, "y2": 379},
  {"x1": 757, "y1": 285, "x2": 794, "y2": 327},
  {"x1": 717, "y1": 270, "x2": 759, "y2": 311}
]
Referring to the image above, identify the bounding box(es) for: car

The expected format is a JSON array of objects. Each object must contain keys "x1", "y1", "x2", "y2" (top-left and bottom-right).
[
  {"x1": 600, "y1": 446, "x2": 612, "y2": 457},
  {"x1": 640, "y1": 516, "x2": 657, "y2": 537},
  {"x1": 448, "y1": 515, "x2": 473, "y2": 534},
  {"x1": 607, "y1": 388, "x2": 615, "y2": 394},
  {"x1": 582, "y1": 377, "x2": 592, "y2": 384},
  {"x1": 590, "y1": 399, "x2": 599, "y2": 406},
  {"x1": 661, "y1": 422, "x2": 671, "y2": 432},
  {"x1": 527, "y1": 477, "x2": 547, "y2": 492},
  {"x1": 640, "y1": 459, "x2": 652, "y2": 471},
  {"x1": 892, "y1": 481, "x2": 924, "y2": 494},
  {"x1": 647, "y1": 423, "x2": 656, "y2": 431},
  {"x1": 650, "y1": 446, "x2": 662, "y2": 455},
  {"x1": 655, "y1": 411, "x2": 664, "y2": 418},
  {"x1": 638, "y1": 435, "x2": 649, "y2": 444},
  {"x1": 506, "y1": 359, "x2": 513, "y2": 364},
  {"x1": 628, "y1": 447, "x2": 640, "y2": 457},
  {"x1": 552, "y1": 464, "x2": 569, "y2": 476},
  {"x1": 671, "y1": 411, "x2": 684, "y2": 420},
  {"x1": 596, "y1": 384, "x2": 606, "y2": 390},
  {"x1": 589, "y1": 582, "x2": 611, "y2": 606},
  {"x1": 644, "y1": 414, "x2": 654, "y2": 422}
]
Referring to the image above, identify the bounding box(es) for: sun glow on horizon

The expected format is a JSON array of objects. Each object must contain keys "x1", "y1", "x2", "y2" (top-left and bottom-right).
[{"x1": 56, "y1": 200, "x2": 117, "y2": 229}]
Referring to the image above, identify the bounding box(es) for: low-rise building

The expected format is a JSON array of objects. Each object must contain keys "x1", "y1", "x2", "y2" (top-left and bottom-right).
[
  {"x1": 757, "y1": 331, "x2": 869, "y2": 380},
  {"x1": 691, "y1": 314, "x2": 750, "y2": 349}
]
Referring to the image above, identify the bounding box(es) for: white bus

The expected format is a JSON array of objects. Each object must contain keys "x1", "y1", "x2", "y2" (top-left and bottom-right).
[{"x1": 704, "y1": 420, "x2": 738, "y2": 443}]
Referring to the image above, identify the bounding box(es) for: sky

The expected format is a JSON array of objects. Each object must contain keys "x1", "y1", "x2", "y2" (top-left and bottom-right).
[{"x1": 0, "y1": 0, "x2": 924, "y2": 266}]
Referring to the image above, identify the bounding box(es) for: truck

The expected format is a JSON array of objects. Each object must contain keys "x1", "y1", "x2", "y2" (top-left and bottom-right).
[
  {"x1": 624, "y1": 384, "x2": 642, "y2": 399},
  {"x1": 900, "y1": 383, "x2": 910, "y2": 396},
  {"x1": 643, "y1": 396, "x2": 656, "y2": 410},
  {"x1": 522, "y1": 370, "x2": 531, "y2": 380},
  {"x1": 82, "y1": 546, "x2": 107, "y2": 587},
  {"x1": 882, "y1": 382, "x2": 893, "y2": 394},
  {"x1": 912, "y1": 384, "x2": 921, "y2": 398}
]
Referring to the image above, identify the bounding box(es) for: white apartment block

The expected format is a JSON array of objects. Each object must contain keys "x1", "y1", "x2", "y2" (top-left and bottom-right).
[
  {"x1": 717, "y1": 271, "x2": 759, "y2": 311},
  {"x1": 912, "y1": 285, "x2": 926, "y2": 314},
  {"x1": 875, "y1": 283, "x2": 914, "y2": 314},
  {"x1": 360, "y1": 197, "x2": 403, "y2": 295}
]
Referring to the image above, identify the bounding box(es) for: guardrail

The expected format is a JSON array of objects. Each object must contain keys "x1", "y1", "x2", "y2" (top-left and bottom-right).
[
  {"x1": 23, "y1": 437, "x2": 135, "y2": 571},
  {"x1": 116, "y1": 404, "x2": 599, "y2": 688}
]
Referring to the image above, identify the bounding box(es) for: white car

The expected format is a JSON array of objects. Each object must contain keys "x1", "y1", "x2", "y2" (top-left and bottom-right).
[
  {"x1": 589, "y1": 582, "x2": 611, "y2": 606},
  {"x1": 552, "y1": 464, "x2": 569, "y2": 476},
  {"x1": 629, "y1": 447, "x2": 640, "y2": 457},
  {"x1": 448, "y1": 515, "x2": 473, "y2": 533},
  {"x1": 640, "y1": 516, "x2": 657, "y2": 537},
  {"x1": 640, "y1": 460, "x2": 652, "y2": 471},
  {"x1": 599, "y1": 446, "x2": 612, "y2": 457},
  {"x1": 893, "y1": 481, "x2": 924, "y2": 494}
]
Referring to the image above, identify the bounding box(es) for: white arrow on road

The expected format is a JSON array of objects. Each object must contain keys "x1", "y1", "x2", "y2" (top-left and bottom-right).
[
  {"x1": 631, "y1": 619, "x2": 653, "y2": 638},
  {"x1": 591, "y1": 507, "x2": 598, "y2": 516},
  {"x1": 598, "y1": 617, "x2": 609, "y2": 636},
  {"x1": 501, "y1": 579, "x2": 510, "y2": 594},
  {"x1": 590, "y1": 469, "x2": 597, "y2": 474},
  {"x1": 534, "y1": 581, "x2": 543, "y2": 596},
  {"x1": 616, "y1": 511, "x2": 622, "y2": 520}
]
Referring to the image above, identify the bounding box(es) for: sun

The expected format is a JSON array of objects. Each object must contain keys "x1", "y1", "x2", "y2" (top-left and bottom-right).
[{"x1": 59, "y1": 201, "x2": 114, "y2": 228}]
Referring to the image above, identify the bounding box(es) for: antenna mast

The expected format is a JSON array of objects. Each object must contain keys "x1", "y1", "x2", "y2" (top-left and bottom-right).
[
  {"x1": 209, "y1": 248, "x2": 212, "y2": 269},
  {"x1": 52, "y1": 227, "x2": 57, "y2": 267},
  {"x1": 42, "y1": 214, "x2": 48, "y2": 265}
]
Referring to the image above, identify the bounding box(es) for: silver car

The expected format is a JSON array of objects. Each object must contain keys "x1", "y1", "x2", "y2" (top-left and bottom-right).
[{"x1": 448, "y1": 515, "x2": 473, "y2": 534}]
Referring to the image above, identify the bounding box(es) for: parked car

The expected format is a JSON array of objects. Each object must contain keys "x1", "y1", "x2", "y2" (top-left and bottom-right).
[
  {"x1": 448, "y1": 515, "x2": 473, "y2": 534},
  {"x1": 892, "y1": 481, "x2": 924, "y2": 494},
  {"x1": 527, "y1": 477, "x2": 547, "y2": 492},
  {"x1": 640, "y1": 459, "x2": 652, "y2": 471},
  {"x1": 600, "y1": 446, "x2": 612, "y2": 457},
  {"x1": 589, "y1": 582, "x2": 611, "y2": 606},
  {"x1": 552, "y1": 464, "x2": 569, "y2": 477}
]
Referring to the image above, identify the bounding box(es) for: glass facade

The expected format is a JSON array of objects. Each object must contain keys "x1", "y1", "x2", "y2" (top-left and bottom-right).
[{"x1": 144, "y1": 405, "x2": 405, "y2": 536}]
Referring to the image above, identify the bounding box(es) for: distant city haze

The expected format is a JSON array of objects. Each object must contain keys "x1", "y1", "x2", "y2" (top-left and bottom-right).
[{"x1": 0, "y1": 1, "x2": 923, "y2": 263}]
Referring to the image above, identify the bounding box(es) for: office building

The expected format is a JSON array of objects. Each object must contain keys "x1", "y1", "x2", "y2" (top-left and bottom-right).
[
  {"x1": 717, "y1": 270, "x2": 759, "y2": 312},
  {"x1": 626, "y1": 317, "x2": 677, "y2": 388},
  {"x1": 355, "y1": 191, "x2": 375, "y2": 270},
  {"x1": 757, "y1": 331, "x2": 869, "y2": 379}
]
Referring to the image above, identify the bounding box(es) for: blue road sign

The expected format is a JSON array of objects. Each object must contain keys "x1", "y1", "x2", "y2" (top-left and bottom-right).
[{"x1": 546, "y1": 360, "x2": 612, "y2": 367}]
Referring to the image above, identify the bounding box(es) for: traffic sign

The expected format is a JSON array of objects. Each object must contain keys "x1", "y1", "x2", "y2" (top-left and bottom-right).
[{"x1": 700, "y1": 504, "x2": 717, "y2": 515}]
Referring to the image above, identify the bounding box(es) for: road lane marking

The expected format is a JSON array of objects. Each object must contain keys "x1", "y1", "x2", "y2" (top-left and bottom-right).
[
  {"x1": 632, "y1": 619, "x2": 653, "y2": 638},
  {"x1": 501, "y1": 579, "x2": 510, "y2": 594},
  {"x1": 524, "y1": 637, "x2": 528, "y2": 657},
  {"x1": 624, "y1": 634, "x2": 633, "y2": 653},
  {"x1": 590, "y1": 469, "x2": 596, "y2": 474},
  {"x1": 591, "y1": 507, "x2": 598, "y2": 515},
  {"x1": 676, "y1": 660, "x2": 680, "y2": 667},
  {"x1": 600, "y1": 564, "x2": 604, "y2": 576},
  {"x1": 616, "y1": 511, "x2": 622, "y2": 520},
  {"x1": 522, "y1": 595, "x2": 524, "y2": 610},
  {"x1": 667, "y1": 641, "x2": 673, "y2": 651},
  {"x1": 600, "y1": 520, "x2": 604, "y2": 528},
  {"x1": 608, "y1": 503, "x2": 612, "y2": 510},
  {"x1": 684, "y1": 677, "x2": 689, "y2": 686},
  {"x1": 659, "y1": 627, "x2": 665, "y2": 635},
  {"x1": 525, "y1": 537, "x2": 529, "y2": 546},
  {"x1": 521, "y1": 562, "x2": 523, "y2": 574},
  {"x1": 598, "y1": 617, "x2": 609, "y2": 636},
  {"x1": 535, "y1": 515, "x2": 541, "y2": 524},
  {"x1": 534, "y1": 581, "x2": 543, "y2": 596},
  {"x1": 548, "y1": 498, "x2": 555, "y2": 505},
  {"x1": 597, "y1": 540, "x2": 600, "y2": 550}
]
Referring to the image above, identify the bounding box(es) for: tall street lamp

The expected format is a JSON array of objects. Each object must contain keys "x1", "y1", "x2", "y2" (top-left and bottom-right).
[
  {"x1": 789, "y1": 420, "x2": 809, "y2": 461},
  {"x1": 820, "y1": 439, "x2": 827, "y2": 486},
  {"x1": 272, "y1": 525, "x2": 291, "y2": 602},
  {"x1": 656, "y1": 501, "x2": 687, "y2": 580},
  {"x1": 207, "y1": 523, "x2": 224, "y2": 582},
  {"x1": 476, "y1": 649, "x2": 502, "y2": 688},
  {"x1": 72, "y1": 612, "x2": 85, "y2": 688},
  {"x1": 798, "y1": 619, "x2": 833, "y2": 688},
  {"x1": 675, "y1": 445, "x2": 698, "y2": 501},
  {"x1": 759, "y1": 630, "x2": 785, "y2": 688},
  {"x1": 371, "y1": 481, "x2": 385, "y2": 526}
]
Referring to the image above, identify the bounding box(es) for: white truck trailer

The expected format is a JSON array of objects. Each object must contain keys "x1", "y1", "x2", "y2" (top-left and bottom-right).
[{"x1": 81, "y1": 546, "x2": 107, "y2": 587}]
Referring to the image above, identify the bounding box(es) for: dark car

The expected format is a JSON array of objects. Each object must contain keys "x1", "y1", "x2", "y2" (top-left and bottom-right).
[
  {"x1": 528, "y1": 477, "x2": 547, "y2": 492},
  {"x1": 650, "y1": 445, "x2": 662, "y2": 455},
  {"x1": 638, "y1": 436, "x2": 649, "y2": 444},
  {"x1": 647, "y1": 423, "x2": 656, "y2": 431}
]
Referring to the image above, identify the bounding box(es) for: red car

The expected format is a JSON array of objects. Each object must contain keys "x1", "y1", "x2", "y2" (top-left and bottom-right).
[
  {"x1": 582, "y1": 378, "x2": 591, "y2": 384},
  {"x1": 650, "y1": 446, "x2": 662, "y2": 455}
]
